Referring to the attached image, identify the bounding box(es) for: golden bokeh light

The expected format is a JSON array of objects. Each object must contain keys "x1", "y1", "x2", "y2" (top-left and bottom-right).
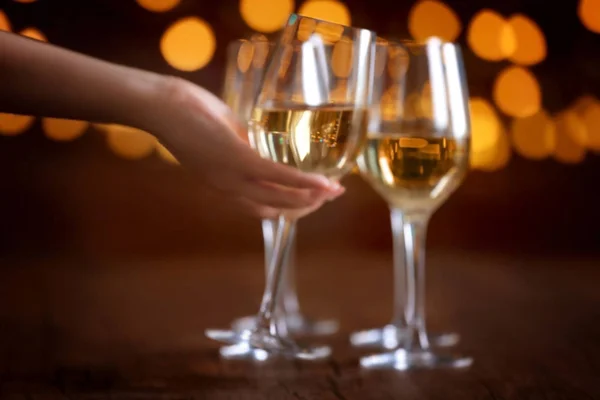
[
  {"x1": 156, "y1": 142, "x2": 179, "y2": 164},
  {"x1": 160, "y1": 17, "x2": 216, "y2": 71},
  {"x1": 469, "y1": 97, "x2": 502, "y2": 169},
  {"x1": 580, "y1": 102, "x2": 600, "y2": 151},
  {"x1": 42, "y1": 118, "x2": 88, "y2": 142},
  {"x1": 314, "y1": 21, "x2": 345, "y2": 43},
  {"x1": 408, "y1": 0, "x2": 461, "y2": 43},
  {"x1": 467, "y1": 10, "x2": 515, "y2": 61},
  {"x1": 493, "y1": 66, "x2": 541, "y2": 118},
  {"x1": 240, "y1": 0, "x2": 294, "y2": 33},
  {"x1": 100, "y1": 124, "x2": 157, "y2": 160},
  {"x1": 553, "y1": 111, "x2": 587, "y2": 164},
  {"x1": 510, "y1": 110, "x2": 556, "y2": 160},
  {"x1": 297, "y1": 17, "x2": 317, "y2": 41},
  {"x1": 136, "y1": 0, "x2": 180, "y2": 12},
  {"x1": 331, "y1": 36, "x2": 353, "y2": 78},
  {"x1": 477, "y1": 129, "x2": 512, "y2": 172},
  {"x1": 0, "y1": 113, "x2": 34, "y2": 136},
  {"x1": 507, "y1": 14, "x2": 546, "y2": 65},
  {"x1": 20, "y1": 27, "x2": 47, "y2": 42},
  {"x1": 236, "y1": 40, "x2": 254, "y2": 73},
  {"x1": 298, "y1": 0, "x2": 351, "y2": 26},
  {"x1": 0, "y1": 10, "x2": 11, "y2": 31},
  {"x1": 578, "y1": 0, "x2": 600, "y2": 34}
]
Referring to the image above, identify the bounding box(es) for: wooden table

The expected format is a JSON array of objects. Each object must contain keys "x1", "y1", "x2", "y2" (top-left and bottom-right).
[{"x1": 1, "y1": 250, "x2": 600, "y2": 399}]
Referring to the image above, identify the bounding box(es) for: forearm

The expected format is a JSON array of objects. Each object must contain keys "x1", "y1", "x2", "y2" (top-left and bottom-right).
[{"x1": 0, "y1": 31, "x2": 165, "y2": 128}]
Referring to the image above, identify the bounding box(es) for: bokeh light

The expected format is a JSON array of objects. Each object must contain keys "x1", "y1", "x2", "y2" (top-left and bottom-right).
[
  {"x1": 298, "y1": 0, "x2": 351, "y2": 26},
  {"x1": 579, "y1": 101, "x2": 600, "y2": 151},
  {"x1": 314, "y1": 21, "x2": 345, "y2": 43},
  {"x1": 236, "y1": 40, "x2": 254, "y2": 73},
  {"x1": 478, "y1": 129, "x2": 512, "y2": 172},
  {"x1": 156, "y1": 142, "x2": 179, "y2": 164},
  {"x1": 20, "y1": 27, "x2": 47, "y2": 42},
  {"x1": 0, "y1": 10, "x2": 11, "y2": 31},
  {"x1": 510, "y1": 110, "x2": 556, "y2": 160},
  {"x1": 240, "y1": 0, "x2": 294, "y2": 33},
  {"x1": 297, "y1": 17, "x2": 317, "y2": 41},
  {"x1": 42, "y1": 118, "x2": 88, "y2": 142},
  {"x1": 468, "y1": 97, "x2": 502, "y2": 170},
  {"x1": 493, "y1": 66, "x2": 541, "y2": 118},
  {"x1": 553, "y1": 111, "x2": 587, "y2": 164},
  {"x1": 467, "y1": 10, "x2": 515, "y2": 61},
  {"x1": 408, "y1": 0, "x2": 461, "y2": 43},
  {"x1": 507, "y1": 14, "x2": 546, "y2": 65},
  {"x1": 578, "y1": 0, "x2": 600, "y2": 34},
  {"x1": 136, "y1": 0, "x2": 180, "y2": 13},
  {"x1": 0, "y1": 114, "x2": 34, "y2": 136},
  {"x1": 331, "y1": 36, "x2": 353, "y2": 78},
  {"x1": 160, "y1": 17, "x2": 216, "y2": 71},
  {"x1": 100, "y1": 124, "x2": 157, "y2": 160}
]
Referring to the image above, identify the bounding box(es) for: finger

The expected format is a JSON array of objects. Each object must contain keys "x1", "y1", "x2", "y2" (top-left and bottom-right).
[
  {"x1": 234, "y1": 197, "x2": 279, "y2": 219},
  {"x1": 238, "y1": 179, "x2": 327, "y2": 209}
]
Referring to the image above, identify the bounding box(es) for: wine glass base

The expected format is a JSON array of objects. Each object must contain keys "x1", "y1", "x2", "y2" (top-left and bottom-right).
[
  {"x1": 360, "y1": 349, "x2": 473, "y2": 370},
  {"x1": 350, "y1": 324, "x2": 459, "y2": 349},
  {"x1": 205, "y1": 328, "x2": 331, "y2": 361},
  {"x1": 231, "y1": 315, "x2": 339, "y2": 337}
]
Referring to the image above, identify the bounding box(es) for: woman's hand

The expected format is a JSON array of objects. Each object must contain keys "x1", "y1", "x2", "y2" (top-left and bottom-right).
[{"x1": 144, "y1": 77, "x2": 344, "y2": 218}]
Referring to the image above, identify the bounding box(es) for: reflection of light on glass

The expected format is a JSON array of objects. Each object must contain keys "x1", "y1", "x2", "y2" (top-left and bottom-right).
[
  {"x1": 236, "y1": 40, "x2": 254, "y2": 73},
  {"x1": 302, "y1": 36, "x2": 329, "y2": 106},
  {"x1": 378, "y1": 154, "x2": 395, "y2": 186},
  {"x1": 426, "y1": 38, "x2": 449, "y2": 132},
  {"x1": 160, "y1": 17, "x2": 216, "y2": 71},
  {"x1": 331, "y1": 36, "x2": 353, "y2": 78},
  {"x1": 408, "y1": 0, "x2": 461, "y2": 42},
  {"x1": 292, "y1": 110, "x2": 312, "y2": 163},
  {"x1": 442, "y1": 43, "x2": 468, "y2": 141},
  {"x1": 493, "y1": 66, "x2": 541, "y2": 118},
  {"x1": 0, "y1": 113, "x2": 34, "y2": 136},
  {"x1": 42, "y1": 118, "x2": 88, "y2": 141},
  {"x1": 240, "y1": 0, "x2": 294, "y2": 33}
]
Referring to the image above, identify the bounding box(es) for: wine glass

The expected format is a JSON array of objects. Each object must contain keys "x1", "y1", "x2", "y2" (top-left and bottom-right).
[
  {"x1": 221, "y1": 37, "x2": 339, "y2": 338},
  {"x1": 206, "y1": 14, "x2": 376, "y2": 360},
  {"x1": 356, "y1": 38, "x2": 473, "y2": 369},
  {"x1": 350, "y1": 39, "x2": 459, "y2": 351}
]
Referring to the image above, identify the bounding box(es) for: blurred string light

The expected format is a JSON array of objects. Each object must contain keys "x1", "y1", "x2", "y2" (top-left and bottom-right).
[
  {"x1": 0, "y1": 10, "x2": 11, "y2": 31},
  {"x1": 510, "y1": 110, "x2": 556, "y2": 160},
  {"x1": 0, "y1": 114, "x2": 35, "y2": 136},
  {"x1": 20, "y1": 27, "x2": 47, "y2": 41},
  {"x1": 408, "y1": 0, "x2": 461, "y2": 43},
  {"x1": 493, "y1": 66, "x2": 541, "y2": 118},
  {"x1": 42, "y1": 118, "x2": 88, "y2": 142},
  {"x1": 507, "y1": 14, "x2": 546, "y2": 65},
  {"x1": 578, "y1": 0, "x2": 600, "y2": 34},
  {"x1": 468, "y1": 97, "x2": 508, "y2": 170},
  {"x1": 240, "y1": 0, "x2": 294, "y2": 33},
  {"x1": 553, "y1": 111, "x2": 587, "y2": 164},
  {"x1": 136, "y1": 0, "x2": 180, "y2": 13},
  {"x1": 298, "y1": 0, "x2": 351, "y2": 26},
  {"x1": 467, "y1": 10, "x2": 515, "y2": 61},
  {"x1": 97, "y1": 124, "x2": 157, "y2": 160},
  {"x1": 160, "y1": 17, "x2": 216, "y2": 71},
  {"x1": 574, "y1": 97, "x2": 600, "y2": 152}
]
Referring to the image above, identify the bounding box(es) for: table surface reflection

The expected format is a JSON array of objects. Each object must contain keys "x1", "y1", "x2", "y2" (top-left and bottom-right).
[{"x1": 1, "y1": 250, "x2": 599, "y2": 399}]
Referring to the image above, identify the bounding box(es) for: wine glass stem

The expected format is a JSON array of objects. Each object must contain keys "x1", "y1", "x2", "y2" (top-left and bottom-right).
[
  {"x1": 255, "y1": 216, "x2": 297, "y2": 335},
  {"x1": 390, "y1": 207, "x2": 409, "y2": 329},
  {"x1": 403, "y1": 213, "x2": 431, "y2": 351}
]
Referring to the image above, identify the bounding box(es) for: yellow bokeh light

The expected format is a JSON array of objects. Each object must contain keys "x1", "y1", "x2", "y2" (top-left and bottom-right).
[
  {"x1": 0, "y1": 10, "x2": 11, "y2": 31},
  {"x1": 408, "y1": 0, "x2": 461, "y2": 43},
  {"x1": 136, "y1": 0, "x2": 180, "y2": 12},
  {"x1": 297, "y1": 17, "x2": 317, "y2": 41},
  {"x1": 493, "y1": 66, "x2": 541, "y2": 118},
  {"x1": 510, "y1": 110, "x2": 556, "y2": 160},
  {"x1": 236, "y1": 40, "x2": 254, "y2": 73},
  {"x1": 467, "y1": 10, "x2": 514, "y2": 61},
  {"x1": 468, "y1": 97, "x2": 502, "y2": 169},
  {"x1": 240, "y1": 0, "x2": 294, "y2": 33},
  {"x1": 578, "y1": 0, "x2": 600, "y2": 34},
  {"x1": 331, "y1": 36, "x2": 353, "y2": 78},
  {"x1": 580, "y1": 102, "x2": 600, "y2": 151},
  {"x1": 507, "y1": 14, "x2": 546, "y2": 66},
  {"x1": 156, "y1": 142, "x2": 179, "y2": 165},
  {"x1": 42, "y1": 118, "x2": 88, "y2": 142},
  {"x1": 0, "y1": 113, "x2": 34, "y2": 136},
  {"x1": 553, "y1": 111, "x2": 587, "y2": 164},
  {"x1": 160, "y1": 17, "x2": 216, "y2": 72},
  {"x1": 100, "y1": 124, "x2": 157, "y2": 160},
  {"x1": 20, "y1": 27, "x2": 47, "y2": 42},
  {"x1": 298, "y1": 0, "x2": 351, "y2": 26},
  {"x1": 477, "y1": 129, "x2": 512, "y2": 172}
]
